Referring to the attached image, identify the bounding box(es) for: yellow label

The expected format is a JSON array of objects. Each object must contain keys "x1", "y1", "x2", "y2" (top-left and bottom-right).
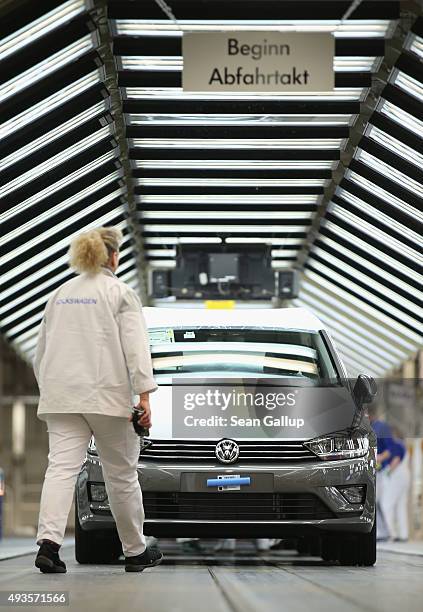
[{"x1": 205, "y1": 300, "x2": 235, "y2": 309}]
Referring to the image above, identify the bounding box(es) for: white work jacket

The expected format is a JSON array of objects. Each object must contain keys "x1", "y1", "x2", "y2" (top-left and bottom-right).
[{"x1": 33, "y1": 267, "x2": 158, "y2": 420}]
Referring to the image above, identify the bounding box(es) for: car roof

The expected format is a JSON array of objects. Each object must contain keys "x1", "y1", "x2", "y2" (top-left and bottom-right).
[{"x1": 143, "y1": 306, "x2": 324, "y2": 332}]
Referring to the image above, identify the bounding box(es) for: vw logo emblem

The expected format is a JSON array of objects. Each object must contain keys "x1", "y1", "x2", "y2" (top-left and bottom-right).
[{"x1": 215, "y1": 439, "x2": 240, "y2": 464}]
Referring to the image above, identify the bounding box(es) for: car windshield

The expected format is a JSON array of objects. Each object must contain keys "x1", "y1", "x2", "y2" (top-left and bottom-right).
[{"x1": 148, "y1": 327, "x2": 339, "y2": 384}]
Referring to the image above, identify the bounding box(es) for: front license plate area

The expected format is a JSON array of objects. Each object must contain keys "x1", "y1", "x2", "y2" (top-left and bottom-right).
[{"x1": 181, "y1": 472, "x2": 274, "y2": 493}]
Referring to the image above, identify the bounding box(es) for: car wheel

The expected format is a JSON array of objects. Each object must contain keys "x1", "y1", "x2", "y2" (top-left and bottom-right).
[
  {"x1": 321, "y1": 536, "x2": 338, "y2": 562},
  {"x1": 337, "y1": 518, "x2": 377, "y2": 567},
  {"x1": 74, "y1": 503, "x2": 122, "y2": 564}
]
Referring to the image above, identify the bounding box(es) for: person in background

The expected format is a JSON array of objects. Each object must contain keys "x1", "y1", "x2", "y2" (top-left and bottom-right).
[
  {"x1": 368, "y1": 406, "x2": 394, "y2": 542},
  {"x1": 383, "y1": 429, "x2": 410, "y2": 542},
  {"x1": 33, "y1": 227, "x2": 162, "y2": 573}
]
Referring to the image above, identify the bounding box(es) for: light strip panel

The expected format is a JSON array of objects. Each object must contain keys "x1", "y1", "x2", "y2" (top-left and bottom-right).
[
  {"x1": 304, "y1": 268, "x2": 422, "y2": 343},
  {"x1": 142, "y1": 224, "x2": 307, "y2": 233},
  {"x1": 297, "y1": 291, "x2": 406, "y2": 361},
  {"x1": 0, "y1": 0, "x2": 85, "y2": 62},
  {"x1": 114, "y1": 20, "x2": 393, "y2": 38},
  {"x1": 406, "y1": 33, "x2": 423, "y2": 59},
  {"x1": 0, "y1": 151, "x2": 116, "y2": 225},
  {"x1": 133, "y1": 159, "x2": 337, "y2": 170},
  {"x1": 226, "y1": 237, "x2": 303, "y2": 245},
  {"x1": 136, "y1": 194, "x2": 319, "y2": 204},
  {"x1": 322, "y1": 220, "x2": 422, "y2": 285},
  {"x1": 130, "y1": 138, "x2": 345, "y2": 149},
  {"x1": 337, "y1": 187, "x2": 423, "y2": 245},
  {"x1": 2, "y1": 213, "x2": 127, "y2": 285},
  {"x1": 392, "y1": 69, "x2": 423, "y2": 102},
  {"x1": 328, "y1": 202, "x2": 422, "y2": 264},
  {"x1": 2, "y1": 172, "x2": 121, "y2": 245},
  {"x1": 141, "y1": 210, "x2": 313, "y2": 220},
  {"x1": 1, "y1": 125, "x2": 113, "y2": 198},
  {"x1": 346, "y1": 171, "x2": 423, "y2": 223},
  {"x1": 355, "y1": 149, "x2": 423, "y2": 198},
  {"x1": 366, "y1": 124, "x2": 423, "y2": 169},
  {"x1": 378, "y1": 99, "x2": 423, "y2": 134},
  {"x1": 127, "y1": 113, "x2": 353, "y2": 126},
  {"x1": 0, "y1": 35, "x2": 94, "y2": 104},
  {"x1": 1, "y1": 101, "x2": 108, "y2": 171},
  {"x1": 300, "y1": 279, "x2": 416, "y2": 354},
  {"x1": 316, "y1": 234, "x2": 422, "y2": 298},
  {"x1": 0, "y1": 70, "x2": 101, "y2": 141},
  {"x1": 146, "y1": 249, "x2": 177, "y2": 257},
  {"x1": 124, "y1": 88, "x2": 365, "y2": 101},
  {"x1": 134, "y1": 177, "x2": 327, "y2": 187}
]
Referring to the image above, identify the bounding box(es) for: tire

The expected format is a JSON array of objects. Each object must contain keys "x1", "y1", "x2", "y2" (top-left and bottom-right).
[
  {"x1": 337, "y1": 518, "x2": 376, "y2": 567},
  {"x1": 321, "y1": 536, "x2": 338, "y2": 562},
  {"x1": 296, "y1": 536, "x2": 321, "y2": 556},
  {"x1": 74, "y1": 503, "x2": 122, "y2": 564}
]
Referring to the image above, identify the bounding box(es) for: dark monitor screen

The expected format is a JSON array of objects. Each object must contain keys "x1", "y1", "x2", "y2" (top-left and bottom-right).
[{"x1": 208, "y1": 253, "x2": 239, "y2": 282}]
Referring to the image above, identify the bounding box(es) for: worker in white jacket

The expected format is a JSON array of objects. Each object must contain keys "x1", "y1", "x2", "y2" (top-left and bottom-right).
[{"x1": 33, "y1": 227, "x2": 163, "y2": 574}]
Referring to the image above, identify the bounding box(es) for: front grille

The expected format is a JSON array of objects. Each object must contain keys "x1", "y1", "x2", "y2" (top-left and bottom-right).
[
  {"x1": 143, "y1": 492, "x2": 334, "y2": 521},
  {"x1": 140, "y1": 439, "x2": 316, "y2": 462}
]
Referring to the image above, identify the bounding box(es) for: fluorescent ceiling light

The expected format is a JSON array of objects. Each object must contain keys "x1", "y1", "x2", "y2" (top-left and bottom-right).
[
  {"x1": 3, "y1": 190, "x2": 126, "y2": 266},
  {"x1": 320, "y1": 332, "x2": 386, "y2": 376},
  {"x1": 346, "y1": 170, "x2": 423, "y2": 223},
  {"x1": 271, "y1": 249, "x2": 298, "y2": 257},
  {"x1": 146, "y1": 249, "x2": 177, "y2": 257},
  {"x1": 354, "y1": 149, "x2": 423, "y2": 198},
  {"x1": 0, "y1": 0, "x2": 85, "y2": 62},
  {"x1": 136, "y1": 194, "x2": 318, "y2": 204},
  {"x1": 322, "y1": 219, "x2": 422, "y2": 285},
  {"x1": 121, "y1": 55, "x2": 377, "y2": 72},
  {"x1": 328, "y1": 202, "x2": 422, "y2": 263},
  {"x1": 141, "y1": 210, "x2": 313, "y2": 220},
  {"x1": 2, "y1": 172, "x2": 121, "y2": 245},
  {"x1": 271, "y1": 261, "x2": 295, "y2": 268},
  {"x1": 142, "y1": 224, "x2": 307, "y2": 233},
  {"x1": 127, "y1": 113, "x2": 352, "y2": 126},
  {"x1": 0, "y1": 70, "x2": 101, "y2": 141},
  {"x1": 134, "y1": 177, "x2": 327, "y2": 187},
  {"x1": 2, "y1": 215, "x2": 127, "y2": 285},
  {"x1": 315, "y1": 234, "x2": 422, "y2": 298},
  {"x1": 0, "y1": 151, "x2": 116, "y2": 225},
  {"x1": 366, "y1": 124, "x2": 423, "y2": 168},
  {"x1": 378, "y1": 99, "x2": 423, "y2": 134},
  {"x1": 297, "y1": 291, "x2": 406, "y2": 361},
  {"x1": 0, "y1": 35, "x2": 94, "y2": 104},
  {"x1": 133, "y1": 159, "x2": 337, "y2": 170},
  {"x1": 130, "y1": 138, "x2": 345, "y2": 149},
  {"x1": 405, "y1": 33, "x2": 423, "y2": 59},
  {"x1": 1, "y1": 101, "x2": 107, "y2": 171},
  {"x1": 307, "y1": 259, "x2": 422, "y2": 332},
  {"x1": 304, "y1": 268, "x2": 422, "y2": 345},
  {"x1": 144, "y1": 237, "x2": 222, "y2": 244},
  {"x1": 114, "y1": 20, "x2": 392, "y2": 38},
  {"x1": 392, "y1": 69, "x2": 423, "y2": 102},
  {"x1": 337, "y1": 187, "x2": 423, "y2": 245},
  {"x1": 309, "y1": 246, "x2": 420, "y2": 315},
  {"x1": 300, "y1": 278, "x2": 417, "y2": 353},
  {"x1": 1, "y1": 126, "x2": 113, "y2": 198},
  {"x1": 124, "y1": 88, "x2": 365, "y2": 101},
  {"x1": 4, "y1": 310, "x2": 44, "y2": 339},
  {"x1": 226, "y1": 237, "x2": 303, "y2": 245},
  {"x1": 148, "y1": 260, "x2": 177, "y2": 268}
]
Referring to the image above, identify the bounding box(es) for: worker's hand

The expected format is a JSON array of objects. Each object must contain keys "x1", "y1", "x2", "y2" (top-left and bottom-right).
[{"x1": 136, "y1": 393, "x2": 152, "y2": 429}]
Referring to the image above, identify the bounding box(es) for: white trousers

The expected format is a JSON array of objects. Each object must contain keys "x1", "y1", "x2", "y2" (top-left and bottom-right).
[
  {"x1": 37, "y1": 413, "x2": 146, "y2": 557},
  {"x1": 382, "y1": 457, "x2": 410, "y2": 541}
]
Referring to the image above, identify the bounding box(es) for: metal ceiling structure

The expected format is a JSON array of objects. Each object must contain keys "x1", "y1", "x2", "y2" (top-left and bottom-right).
[{"x1": 0, "y1": 0, "x2": 422, "y2": 378}]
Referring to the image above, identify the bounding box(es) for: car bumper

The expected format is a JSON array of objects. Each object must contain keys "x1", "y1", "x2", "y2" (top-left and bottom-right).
[{"x1": 76, "y1": 453, "x2": 376, "y2": 538}]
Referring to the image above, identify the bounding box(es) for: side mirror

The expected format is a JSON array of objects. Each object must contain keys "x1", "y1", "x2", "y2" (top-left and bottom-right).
[{"x1": 353, "y1": 374, "x2": 377, "y2": 407}]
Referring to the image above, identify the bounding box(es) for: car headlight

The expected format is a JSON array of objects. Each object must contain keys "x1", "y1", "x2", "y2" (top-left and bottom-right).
[{"x1": 304, "y1": 430, "x2": 369, "y2": 460}]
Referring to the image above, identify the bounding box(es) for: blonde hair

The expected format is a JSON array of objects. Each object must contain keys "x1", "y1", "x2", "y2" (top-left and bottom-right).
[{"x1": 69, "y1": 227, "x2": 123, "y2": 274}]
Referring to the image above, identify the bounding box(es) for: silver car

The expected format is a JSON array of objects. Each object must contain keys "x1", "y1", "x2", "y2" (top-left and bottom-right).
[{"x1": 75, "y1": 307, "x2": 377, "y2": 566}]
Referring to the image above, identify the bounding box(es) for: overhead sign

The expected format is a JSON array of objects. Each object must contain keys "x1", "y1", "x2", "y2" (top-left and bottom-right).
[{"x1": 182, "y1": 32, "x2": 334, "y2": 92}]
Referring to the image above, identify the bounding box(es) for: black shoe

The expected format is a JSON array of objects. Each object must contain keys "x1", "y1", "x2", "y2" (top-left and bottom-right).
[
  {"x1": 35, "y1": 540, "x2": 67, "y2": 574},
  {"x1": 181, "y1": 540, "x2": 206, "y2": 554},
  {"x1": 125, "y1": 546, "x2": 163, "y2": 572}
]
